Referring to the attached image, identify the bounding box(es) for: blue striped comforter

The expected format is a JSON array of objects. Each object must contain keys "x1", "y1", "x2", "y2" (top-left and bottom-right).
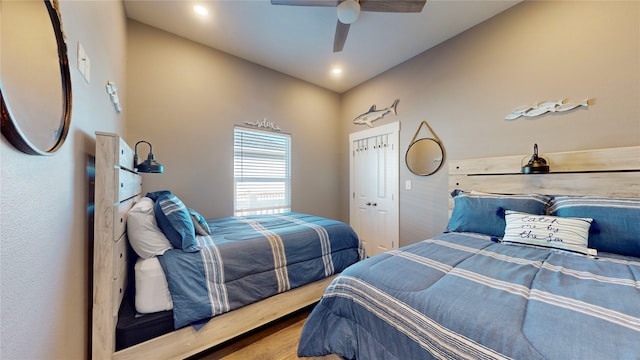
[
  {"x1": 298, "y1": 232, "x2": 640, "y2": 359},
  {"x1": 157, "y1": 212, "x2": 364, "y2": 328}
]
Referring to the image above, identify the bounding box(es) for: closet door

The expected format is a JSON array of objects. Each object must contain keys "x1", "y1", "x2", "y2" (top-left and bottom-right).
[{"x1": 349, "y1": 122, "x2": 399, "y2": 257}]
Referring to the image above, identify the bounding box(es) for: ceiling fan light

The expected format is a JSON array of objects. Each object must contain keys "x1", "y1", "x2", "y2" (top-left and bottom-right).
[{"x1": 337, "y1": 0, "x2": 360, "y2": 24}]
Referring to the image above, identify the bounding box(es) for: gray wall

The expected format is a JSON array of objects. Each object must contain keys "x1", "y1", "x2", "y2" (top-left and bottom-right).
[
  {"x1": 339, "y1": 0, "x2": 640, "y2": 246},
  {"x1": 126, "y1": 20, "x2": 343, "y2": 221},
  {"x1": 1, "y1": 1, "x2": 127, "y2": 359},
  {"x1": 1, "y1": 1, "x2": 638, "y2": 358}
]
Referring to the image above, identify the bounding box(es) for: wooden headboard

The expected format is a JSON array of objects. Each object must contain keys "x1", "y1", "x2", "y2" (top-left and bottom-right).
[
  {"x1": 93, "y1": 132, "x2": 142, "y2": 358},
  {"x1": 448, "y1": 146, "x2": 640, "y2": 211}
]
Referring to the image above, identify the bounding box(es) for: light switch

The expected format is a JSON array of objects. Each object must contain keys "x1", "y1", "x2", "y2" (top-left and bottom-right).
[
  {"x1": 77, "y1": 42, "x2": 91, "y2": 83},
  {"x1": 405, "y1": 180, "x2": 412, "y2": 190},
  {"x1": 106, "y1": 81, "x2": 122, "y2": 113}
]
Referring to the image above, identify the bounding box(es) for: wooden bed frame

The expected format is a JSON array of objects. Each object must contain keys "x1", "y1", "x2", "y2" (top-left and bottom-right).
[
  {"x1": 448, "y1": 146, "x2": 640, "y2": 209},
  {"x1": 300, "y1": 145, "x2": 640, "y2": 359},
  {"x1": 92, "y1": 132, "x2": 336, "y2": 360}
]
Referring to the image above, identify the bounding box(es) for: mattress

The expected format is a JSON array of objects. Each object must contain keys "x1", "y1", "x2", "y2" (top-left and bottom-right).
[
  {"x1": 134, "y1": 257, "x2": 173, "y2": 313},
  {"x1": 115, "y1": 289, "x2": 173, "y2": 351}
]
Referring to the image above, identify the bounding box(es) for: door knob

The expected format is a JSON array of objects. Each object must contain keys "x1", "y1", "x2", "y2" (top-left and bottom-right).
[{"x1": 366, "y1": 202, "x2": 372, "y2": 206}]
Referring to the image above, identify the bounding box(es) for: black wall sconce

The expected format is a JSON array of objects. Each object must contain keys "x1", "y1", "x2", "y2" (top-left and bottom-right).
[
  {"x1": 134, "y1": 140, "x2": 164, "y2": 173},
  {"x1": 521, "y1": 144, "x2": 550, "y2": 174}
]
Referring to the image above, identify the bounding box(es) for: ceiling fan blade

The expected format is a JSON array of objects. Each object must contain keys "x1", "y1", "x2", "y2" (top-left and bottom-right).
[
  {"x1": 270, "y1": 0, "x2": 339, "y2": 6},
  {"x1": 359, "y1": 0, "x2": 426, "y2": 13},
  {"x1": 333, "y1": 21, "x2": 350, "y2": 52}
]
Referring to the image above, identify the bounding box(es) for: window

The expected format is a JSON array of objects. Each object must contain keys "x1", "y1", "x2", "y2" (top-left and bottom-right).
[{"x1": 234, "y1": 127, "x2": 291, "y2": 216}]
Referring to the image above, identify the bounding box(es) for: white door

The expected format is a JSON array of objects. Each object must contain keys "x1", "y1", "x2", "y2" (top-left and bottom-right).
[{"x1": 350, "y1": 122, "x2": 399, "y2": 257}]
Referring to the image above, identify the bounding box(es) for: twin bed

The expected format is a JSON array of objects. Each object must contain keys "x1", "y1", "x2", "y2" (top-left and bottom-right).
[
  {"x1": 93, "y1": 131, "x2": 639, "y2": 360},
  {"x1": 298, "y1": 146, "x2": 640, "y2": 359},
  {"x1": 92, "y1": 132, "x2": 364, "y2": 359}
]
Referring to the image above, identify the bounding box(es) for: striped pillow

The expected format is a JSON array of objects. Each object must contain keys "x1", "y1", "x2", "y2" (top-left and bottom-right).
[
  {"x1": 189, "y1": 208, "x2": 211, "y2": 236},
  {"x1": 154, "y1": 193, "x2": 200, "y2": 252},
  {"x1": 502, "y1": 210, "x2": 594, "y2": 255},
  {"x1": 549, "y1": 196, "x2": 640, "y2": 257}
]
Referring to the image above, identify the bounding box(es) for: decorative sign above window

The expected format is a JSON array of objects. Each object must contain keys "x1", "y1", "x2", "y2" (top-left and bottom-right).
[
  {"x1": 245, "y1": 118, "x2": 281, "y2": 131},
  {"x1": 505, "y1": 99, "x2": 589, "y2": 120}
]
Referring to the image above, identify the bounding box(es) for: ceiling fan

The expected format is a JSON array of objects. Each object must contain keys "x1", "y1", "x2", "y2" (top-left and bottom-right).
[{"x1": 271, "y1": 0, "x2": 427, "y2": 52}]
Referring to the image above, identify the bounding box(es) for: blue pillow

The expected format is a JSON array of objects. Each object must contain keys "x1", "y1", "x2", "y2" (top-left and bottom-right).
[
  {"x1": 447, "y1": 190, "x2": 551, "y2": 238},
  {"x1": 188, "y1": 208, "x2": 211, "y2": 236},
  {"x1": 549, "y1": 196, "x2": 640, "y2": 257},
  {"x1": 154, "y1": 193, "x2": 199, "y2": 252},
  {"x1": 145, "y1": 190, "x2": 172, "y2": 201}
]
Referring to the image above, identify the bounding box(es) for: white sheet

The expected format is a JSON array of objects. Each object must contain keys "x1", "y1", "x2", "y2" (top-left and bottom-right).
[{"x1": 134, "y1": 257, "x2": 173, "y2": 313}]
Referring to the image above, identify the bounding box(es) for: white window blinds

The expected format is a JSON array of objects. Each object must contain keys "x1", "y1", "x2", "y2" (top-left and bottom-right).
[{"x1": 234, "y1": 127, "x2": 291, "y2": 216}]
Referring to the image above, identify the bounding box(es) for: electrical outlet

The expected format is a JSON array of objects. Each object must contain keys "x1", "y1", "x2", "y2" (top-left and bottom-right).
[{"x1": 77, "y1": 42, "x2": 91, "y2": 83}]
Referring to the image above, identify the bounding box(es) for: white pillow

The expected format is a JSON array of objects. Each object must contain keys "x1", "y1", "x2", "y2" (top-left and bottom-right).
[
  {"x1": 134, "y1": 257, "x2": 173, "y2": 313},
  {"x1": 127, "y1": 197, "x2": 173, "y2": 259},
  {"x1": 502, "y1": 210, "x2": 595, "y2": 255}
]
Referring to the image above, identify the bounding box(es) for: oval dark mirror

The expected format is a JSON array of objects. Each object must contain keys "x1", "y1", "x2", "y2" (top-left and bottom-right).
[
  {"x1": 405, "y1": 138, "x2": 445, "y2": 176},
  {"x1": 1, "y1": 0, "x2": 72, "y2": 155}
]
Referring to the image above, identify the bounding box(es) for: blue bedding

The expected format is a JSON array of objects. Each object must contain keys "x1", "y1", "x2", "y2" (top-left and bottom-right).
[
  {"x1": 157, "y1": 212, "x2": 364, "y2": 329},
  {"x1": 298, "y1": 232, "x2": 640, "y2": 359}
]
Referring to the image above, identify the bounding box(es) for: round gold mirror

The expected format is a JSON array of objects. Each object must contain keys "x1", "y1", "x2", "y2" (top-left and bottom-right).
[
  {"x1": 405, "y1": 138, "x2": 445, "y2": 176},
  {"x1": 1, "y1": 0, "x2": 72, "y2": 155}
]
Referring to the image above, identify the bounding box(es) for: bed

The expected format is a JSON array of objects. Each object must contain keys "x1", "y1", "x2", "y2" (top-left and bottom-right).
[
  {"x1": 92, "y1": 132, "x2": 364, "y2": 359},
  {"x1": 298, "y1": 146, "x2": 640, "y2": 359}
]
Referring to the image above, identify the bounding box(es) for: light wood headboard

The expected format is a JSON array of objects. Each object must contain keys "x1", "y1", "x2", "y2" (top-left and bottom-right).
[
  {"x1": 93, "y1": 132, "x2": 142, "y2": 358},
  {"x1": 448, "y1": 146, "x2": 640, "y2": 211}
]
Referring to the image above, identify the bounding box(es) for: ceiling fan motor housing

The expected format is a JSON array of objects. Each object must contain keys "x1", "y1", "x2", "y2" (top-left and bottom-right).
[
  {"x1": 337, "y1": 0, "x2": 360, "y2": 24},
  {"x1": 271, "y1": 0, "x2": 426, "y2": 52}
]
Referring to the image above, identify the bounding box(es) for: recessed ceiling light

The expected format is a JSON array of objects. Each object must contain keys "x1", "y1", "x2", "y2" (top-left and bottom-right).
[
  {"x1": 193, "y1": 4, "x2": 209, "y2": 17},
  {"x1": 331, "y1": 67, "x2": 343, "y2": 75}
]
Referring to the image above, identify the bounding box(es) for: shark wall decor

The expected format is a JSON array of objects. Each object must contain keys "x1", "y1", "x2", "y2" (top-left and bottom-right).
[
  {"x1": 505, "y1": 99, "x2": 590, "y2": 120},
  {"x1": 353, "y1": 99, "x2": 399, "y2": 127}
]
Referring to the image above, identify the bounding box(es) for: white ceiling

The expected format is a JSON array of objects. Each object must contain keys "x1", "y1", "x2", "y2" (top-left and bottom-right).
[{"x1": 124, "y1": 0, "x2": 521, "y2": 93}]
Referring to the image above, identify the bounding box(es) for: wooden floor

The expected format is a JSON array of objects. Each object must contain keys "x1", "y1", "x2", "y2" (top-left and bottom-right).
[{"x1": 189, "y1": 306, "x2": 341, "y2": 360}]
